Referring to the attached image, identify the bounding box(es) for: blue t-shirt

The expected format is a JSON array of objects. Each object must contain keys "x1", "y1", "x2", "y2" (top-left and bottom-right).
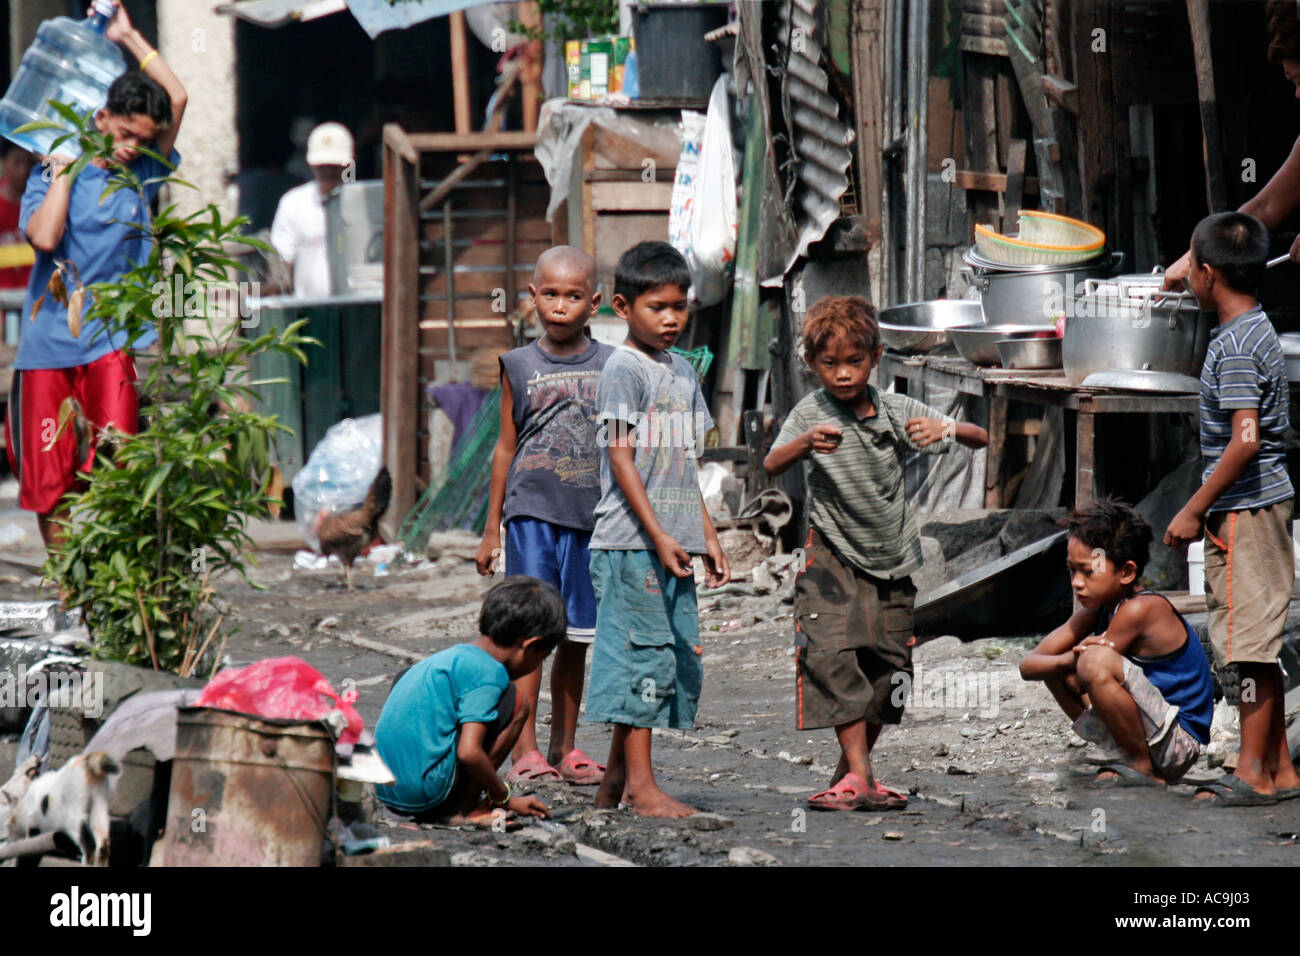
[
  {"x1": 16, "y1": 148, "x2": 180, "y2": 370},
  {"x1": 373, "y1": 644, "x2": 510, "y2": 813},
  {"x1": 1198, "y1": 307, "x2": 1293, "y2": 513}
]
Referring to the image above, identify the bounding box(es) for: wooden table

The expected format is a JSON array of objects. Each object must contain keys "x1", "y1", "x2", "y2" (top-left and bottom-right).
[{"x1": 878, "y1": 352, "x2": 1199, "y2": 508}]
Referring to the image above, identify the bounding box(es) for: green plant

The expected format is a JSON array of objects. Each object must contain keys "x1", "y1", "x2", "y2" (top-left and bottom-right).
[
  {"x1": 21, "y1": 103, "x2": 314, "y2": 676},
  {"x1": 515, "y1": 0, "x2": 619, "y2": 44}
]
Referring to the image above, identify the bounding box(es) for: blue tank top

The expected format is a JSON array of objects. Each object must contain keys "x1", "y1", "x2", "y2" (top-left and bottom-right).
[
  {"x1": 500, "y1": 338, "x2": 614, "y2": 532},
  {"x1": 1093, "y1": 592, "x2": 1214, "y2": 745}
]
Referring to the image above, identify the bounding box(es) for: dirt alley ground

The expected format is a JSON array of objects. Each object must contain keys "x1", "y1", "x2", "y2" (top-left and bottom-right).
[{"x1": 0, "y1": 492, "x2": 1297, "y2": 867}]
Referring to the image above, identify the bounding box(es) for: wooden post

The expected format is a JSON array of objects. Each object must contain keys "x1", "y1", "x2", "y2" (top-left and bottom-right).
[
  {"x1": 984, "y1": 394, "x2": 1008, "y2": 508},
  {"x1": 1075, "y1": 407, "x2": 1096, "y2": 509},
  {"x1": 450, "y1": 11, "x2": 472, "y2": 136},
  {"x1": 1185, "y1": 0, "x2": 1228, "y2": 212},
  {"x1": 744, "y1": 409, "x2": 768, "y2": 495},
  {"x1": 517, "y1": 1, "x2": 542, "y2": 132},
  {"x1": 382, "y1": 124, "x2": 421, "y2": 542},
  {"x1": 850, "y1": 0, "x2": 886, "y2": 245},
  {"x1": 1071, "y1": 0, "x2": 1132, "y2": 260}
]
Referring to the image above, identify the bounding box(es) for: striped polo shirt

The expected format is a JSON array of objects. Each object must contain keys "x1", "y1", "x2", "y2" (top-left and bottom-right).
[
  {"x1": 776, "y1": 385, "x2": 948, "y2": 579},
  {"x1": 1198, "y1": 306, "x2": 1293, "y2": 513}
]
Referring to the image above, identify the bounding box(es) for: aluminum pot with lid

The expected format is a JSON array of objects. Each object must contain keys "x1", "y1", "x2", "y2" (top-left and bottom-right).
[
  {"x1": 1062, "y1": 276, "x2": 1214, "y2": 385},
  {"x1": 960, "y1": 247, "x2": 1124, "y2": 328}
]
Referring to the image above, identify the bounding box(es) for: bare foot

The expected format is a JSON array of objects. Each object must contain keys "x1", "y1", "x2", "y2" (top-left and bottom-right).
[
  {"x1": 594, "y1": 774, "x2": 624, "y2": 810},
  {"x1": 444, "y1": 802, "x2": 514, "y2": 828},
  {"x1": 625, "y1": 786, "x2": 698, "y2": 818}
]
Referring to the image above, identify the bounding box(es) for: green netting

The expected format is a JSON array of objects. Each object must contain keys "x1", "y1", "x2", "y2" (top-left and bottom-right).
[
  {"x1": 399, "y1": 388, "x2": 501, "y2": 554},
  {"x1": 671, "y1": 345, "x2": 714, "y2": 382}
]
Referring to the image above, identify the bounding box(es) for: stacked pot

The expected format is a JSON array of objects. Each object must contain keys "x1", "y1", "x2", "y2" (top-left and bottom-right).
[
  {"x1": 960, "y1": 246, "x2": 1124, "y2": 329},
  {"x1": 1062, "y1": 272, "x2": 1215, "y2": 388}
]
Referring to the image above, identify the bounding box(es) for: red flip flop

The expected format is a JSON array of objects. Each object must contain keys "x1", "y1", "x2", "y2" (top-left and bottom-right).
[
  {"x1": 506, "y1": 750, "x2": 562, "y2": 783},
  {"x1": 808, "y1": 772, "x2": 907, "y2": 812},
  {"x1": 557, "y1": 748, "x2": 605, "y2": 785}
]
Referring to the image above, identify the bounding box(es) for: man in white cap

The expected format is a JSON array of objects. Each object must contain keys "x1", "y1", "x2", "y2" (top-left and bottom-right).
[{"x1": 269, "y1": 122, "x2": 353, "y2": 299}]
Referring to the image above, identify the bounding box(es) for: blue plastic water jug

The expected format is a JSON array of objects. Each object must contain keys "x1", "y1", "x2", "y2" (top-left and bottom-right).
[{"x1": 0, "y1": 0, "x2": 126, "y2": 157}]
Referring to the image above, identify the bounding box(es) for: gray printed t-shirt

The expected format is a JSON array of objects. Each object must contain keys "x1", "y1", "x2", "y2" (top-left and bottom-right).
[
  {"x1": 590, "y1": 346, "x2": 715, "y2": 554},
  {"x1": 500, "y1": 339, "x2": 614, "y2": 531},
  {"x1": 775, "y1": 385, "x2": 949, "y2": 579}
]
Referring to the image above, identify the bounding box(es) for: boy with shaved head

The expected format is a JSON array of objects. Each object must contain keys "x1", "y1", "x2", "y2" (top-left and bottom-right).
[{"x1": 476, "y1": 246, "x2": 614, "y2": 785}]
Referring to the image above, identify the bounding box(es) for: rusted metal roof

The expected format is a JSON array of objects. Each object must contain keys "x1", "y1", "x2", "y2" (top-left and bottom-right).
[{"x1": 774, "y1": 0, "x2": 856, "y2": 266}]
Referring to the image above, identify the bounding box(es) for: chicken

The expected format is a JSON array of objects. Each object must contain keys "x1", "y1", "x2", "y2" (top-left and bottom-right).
[{"x1": 315, "y1": 467, "x2": 391, "y2": 590}]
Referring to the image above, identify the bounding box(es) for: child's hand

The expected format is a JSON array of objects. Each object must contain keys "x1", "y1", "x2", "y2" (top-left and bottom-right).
[
  {"x1": 704, "y1": 537, "x2": 730, "y2": 589},
  {"x1": 805, "y1": 425, "x2": 843, "y2": 454},
  {"x1": 1072, "y1": 635, "x2": 1116, "y2": 654},
  {"x1": 1162, "y1": 507, "x2": 1203, "y2": 549},
  {"x1": 92, "y1": 3, "x2": 133, "y2": 43},
  {"x1": 509, "y1": 794, "x2": 550, "y2": 818},
  {"x1": 474, "y1": 531, "x2": 501, "y2": 576},
  {"x1": 654, "y1": 533, "x2": 694, "y2": 579},
  {"x1": 905, "y1": 417, "x2": 953, "y2": 447}
]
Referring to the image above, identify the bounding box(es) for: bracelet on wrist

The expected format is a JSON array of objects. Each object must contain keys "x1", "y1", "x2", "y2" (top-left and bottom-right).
[
  {"x1": 490, "y1": 782, "x2": 512, "y2": 808},
  {"x1": 139, "y1": 49, "x2": 158, "y2": 71}
]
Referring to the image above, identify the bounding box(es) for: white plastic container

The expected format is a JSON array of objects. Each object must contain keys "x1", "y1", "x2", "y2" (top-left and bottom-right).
[{"x1": 1187, "y1": 541, "x2": 1205, "y2": 596}]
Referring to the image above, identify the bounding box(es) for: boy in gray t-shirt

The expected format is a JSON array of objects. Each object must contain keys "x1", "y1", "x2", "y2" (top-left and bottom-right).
[{"x1": 587, "y1": 242, "x2": 729, "y2": 819}]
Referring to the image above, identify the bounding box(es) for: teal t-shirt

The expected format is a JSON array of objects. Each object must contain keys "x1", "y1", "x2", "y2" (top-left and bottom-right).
[{"x1": 374, "y1": 644, "x2": 510, "y2": 812}]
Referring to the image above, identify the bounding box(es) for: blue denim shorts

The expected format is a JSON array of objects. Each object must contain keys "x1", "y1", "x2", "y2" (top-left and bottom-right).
[
  {"x1": 585, "y1": 549, "x2": 702, "y2": 729},
  {"x1": 504, "y1": 517, "x2": 597, "y2": 642}
]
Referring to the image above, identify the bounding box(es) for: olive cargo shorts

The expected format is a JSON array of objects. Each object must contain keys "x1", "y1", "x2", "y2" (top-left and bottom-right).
[{"x1": 794, "y1": 529, "x2": 916, "y2": 730}]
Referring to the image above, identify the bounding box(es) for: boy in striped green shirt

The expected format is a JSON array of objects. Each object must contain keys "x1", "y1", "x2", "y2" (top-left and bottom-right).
[{"x1": 765, "y1": 295, "x2": 987, "y2": 811}]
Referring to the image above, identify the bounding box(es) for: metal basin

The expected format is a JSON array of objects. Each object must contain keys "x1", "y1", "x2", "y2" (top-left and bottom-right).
[
  {"x1": 878, "y1": 300, "x2": 983, "y2": 354},
  {"x1": 915, "y1": 531, "x2": 1071, "y2": 640},
  {"x1": 950, "y1": 324, "x2": 1050, "y2": 365},
  {"x1": 961, "y1": 247, "x2": 1123, "y2": 327},
  {"x1": 1063, "y1": 281, "x2": 1215, "y2": 385},
  {"x1": 996, "y1": 336, "x2": 1062, "y2": 370}
]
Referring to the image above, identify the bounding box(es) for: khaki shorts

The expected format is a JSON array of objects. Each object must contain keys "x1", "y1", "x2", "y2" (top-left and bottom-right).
[
  {"x1": 1071, "y1": 659, "x2": 1202, "y2": 782},
  {"x1": 793, "y1": 528, "x2": 916, "y2": 730},
  {"x1": 1203, "y1": 499, "x2": 1293, "y2": 665}
]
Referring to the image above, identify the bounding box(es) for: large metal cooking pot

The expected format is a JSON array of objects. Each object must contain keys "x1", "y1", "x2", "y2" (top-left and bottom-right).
[
  {"x1": 1062, "y1": 279, "x2": 1214, "y2": 385},
  {"x1": 961, "y1": 247, "x2": 1123, "y2": 327}
]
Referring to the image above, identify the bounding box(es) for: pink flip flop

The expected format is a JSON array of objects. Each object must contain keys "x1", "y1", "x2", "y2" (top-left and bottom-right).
[
  {"x1": 808, "y1": 773, "x2": 907, "y2": 812},
  {"x1": 506, "y1": 750, "x2": 562, "y2": 783},
  {"x1": 557, "y1": 748, "x2": 605, "y2": 785}
]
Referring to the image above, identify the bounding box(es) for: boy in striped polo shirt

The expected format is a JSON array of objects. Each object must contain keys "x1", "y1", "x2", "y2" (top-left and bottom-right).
[
  {"x1": 765, "y1": 296, "x2": 987, "y2": 811},
  {"x1": 1164, "y1": 211, "x2": 1300, "y2": 805}
]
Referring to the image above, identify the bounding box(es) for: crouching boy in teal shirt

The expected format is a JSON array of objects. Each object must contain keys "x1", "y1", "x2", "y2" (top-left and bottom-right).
[{"x1": 375, "y1": 577, "x2": 562, "y2": 824}]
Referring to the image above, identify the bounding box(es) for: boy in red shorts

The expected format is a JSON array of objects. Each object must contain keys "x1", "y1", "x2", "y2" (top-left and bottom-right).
[{"x1": 7, "y1": 4, "x2": 186, "y2": 552}]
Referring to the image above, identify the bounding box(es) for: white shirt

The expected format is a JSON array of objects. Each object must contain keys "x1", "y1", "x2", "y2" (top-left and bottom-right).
[{"x1": 270, "y1": 181, "x2": 331, "y2": 299}]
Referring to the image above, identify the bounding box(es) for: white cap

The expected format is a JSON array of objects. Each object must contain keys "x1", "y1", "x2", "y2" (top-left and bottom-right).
[{"x1": 306, "y1": 122, "x2": 353, "y2": 167}]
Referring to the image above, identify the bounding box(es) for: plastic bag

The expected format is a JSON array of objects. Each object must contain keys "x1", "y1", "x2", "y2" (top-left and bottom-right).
[
  {"x1": 668, "y1": 110, "x2": 706, "y2": 256},
  {"x1": 686, "y1": 75, "x2": 737, "y2": 306},
  {"x1": 291, "y1": 413, "x2": 382, "y2": 551},
  {"x1": 197, "y1": 656, "x2": 363, "y2": 745}
]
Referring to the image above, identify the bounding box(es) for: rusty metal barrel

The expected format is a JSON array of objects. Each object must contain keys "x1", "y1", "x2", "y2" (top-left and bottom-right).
[{"x1": 161, "y1": 707, "x2": 335, "y2": 866}]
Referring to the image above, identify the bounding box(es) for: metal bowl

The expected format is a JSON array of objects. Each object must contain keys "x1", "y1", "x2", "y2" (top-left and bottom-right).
[
  {"x1": 950, "y1": 324, "x2": 1050, "y2": 366},
  {"x1": 996, "y1": 336, "x2": 1062, "y2": 370},
  {"x1": 878, "y1": 300, "x2": 983, "y2": 354}
]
